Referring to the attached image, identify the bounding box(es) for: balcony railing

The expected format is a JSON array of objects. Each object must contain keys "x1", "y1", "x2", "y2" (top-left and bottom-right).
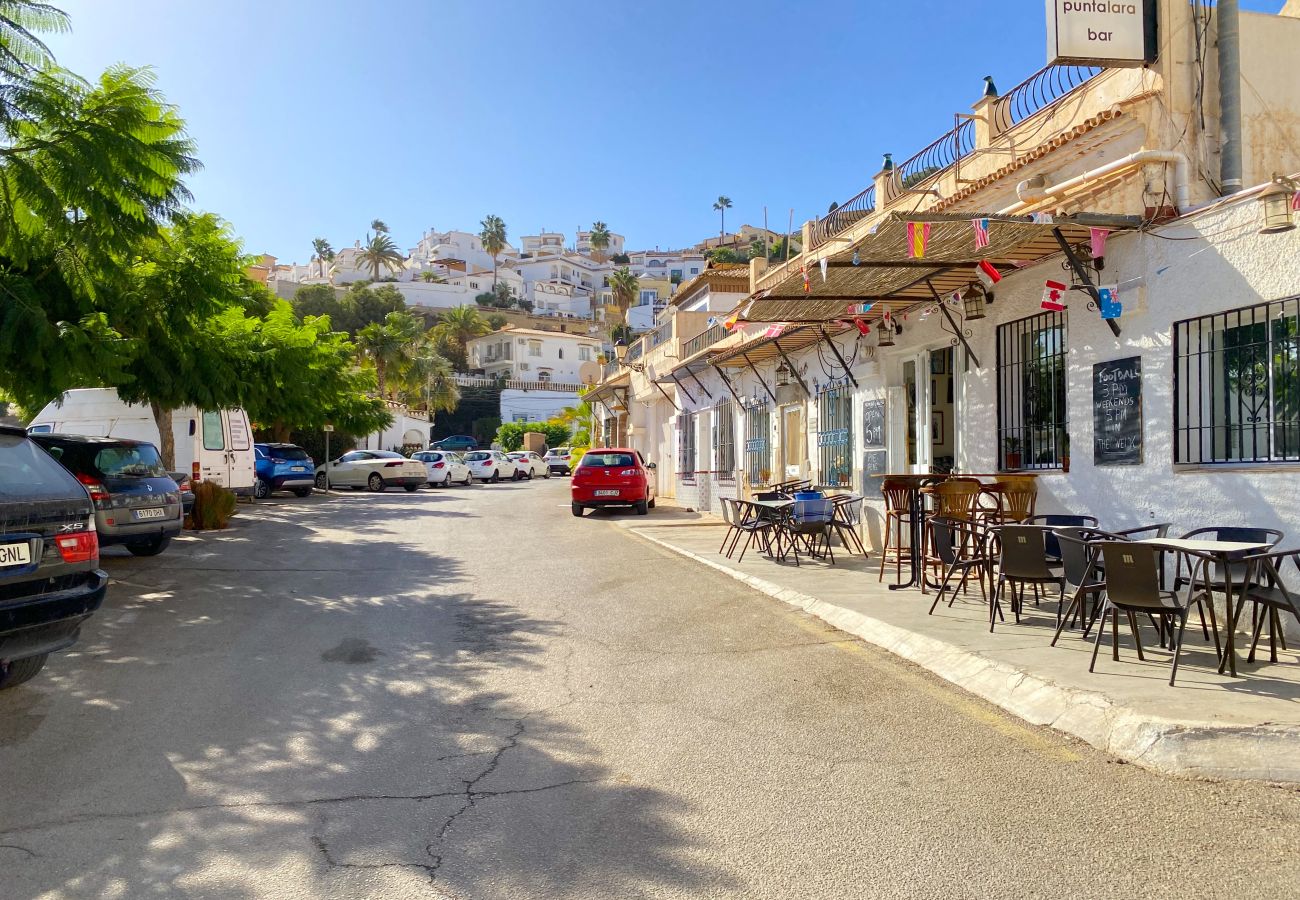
[
  {"x1": 651, "y1": 320, "x2": 672, "y2": 348},
  {"x1": 453, "y1": 374, "x2": 584, "y2": 393},
  {"x1": 810, "y1": 184, "x2": 875, "y2": 251},
  {"x1": 884, "y1": 116, "x2": 976, "y2": 202},
  {"x1": 681, "y1": 322, "x2": 726, "y2": 360},
  {"x1": 993, "y1": 64, "x2": 1102, "y2": 133},
  {"x1": 627, "y1": 338, "x2": 645, "y2": 362}
]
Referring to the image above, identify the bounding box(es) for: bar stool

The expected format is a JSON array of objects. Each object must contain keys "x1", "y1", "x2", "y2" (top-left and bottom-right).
[{"x1": 878, "y1": 478, "x2": 915, "y2": 583}]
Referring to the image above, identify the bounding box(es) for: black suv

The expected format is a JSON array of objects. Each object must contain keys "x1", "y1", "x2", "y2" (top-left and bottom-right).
[{"x1": 0, "y1": 426, "x2": 108, "y2": 690}]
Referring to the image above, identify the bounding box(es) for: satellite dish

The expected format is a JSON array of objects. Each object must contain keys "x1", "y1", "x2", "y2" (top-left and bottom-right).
[{"x1": 578, "y1": 361, "x2": 601, "y2": 385}]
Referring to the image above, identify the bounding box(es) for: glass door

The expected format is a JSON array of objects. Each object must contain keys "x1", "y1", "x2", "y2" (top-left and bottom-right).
[
  {"x1": 780, "y1": 404, "x2": 804, "y2": 479},
  {"x1": 902, "y1": 347, "x2": 958, "y2": 474}
]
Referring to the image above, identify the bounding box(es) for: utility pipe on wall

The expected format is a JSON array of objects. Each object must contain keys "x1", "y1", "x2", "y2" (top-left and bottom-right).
[
  {"x1": 1003, "y1": 150, "x2": 1191, "y2": 215},
  {"x1": 1218, "y1": 0, "x2": 1243, "y2": 195}
]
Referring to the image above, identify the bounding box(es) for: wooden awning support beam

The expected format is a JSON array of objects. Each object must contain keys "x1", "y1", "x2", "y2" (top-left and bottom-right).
[
  {"x1": 773, "y1": 339, "x2": 811, "y2": 397},
  {"x1": 714, "y1": 365, "x2": 743, "y2": 405},
  {"x1": 744, "y1": 352, "x2": 778, "y2": 405},
  {"x1": 668, "y1": 371, "x2": 697, "y2": 405},
  {"x1": 819, "y1": 327, "x2": 858, "y2": 388},
  {"x1": 652, "y1": 379, "x2": 679, "y2": 411},
  {"x1": 926, "y1": 280, "x2": 981, "y2": 370},
  {"x1": 1053, "y1": 227, "x2": 1121, "y2": 338}
]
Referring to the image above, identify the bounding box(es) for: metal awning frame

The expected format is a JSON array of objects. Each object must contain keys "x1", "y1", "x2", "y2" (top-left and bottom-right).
[
  {"x1": 818, "y1": 326, "x2": 858, "y2": 389},
  {"x1": 744, "y1": 352, "x2": 777, "y2": 405},
  {"x1": 714, "y1": 366, "x2": 743, "y2": 405},
  {"x1": 925, "y1": 280, "x2": 981, "y2": 370},
  {"x1": 650, "y1": 379, "x2": 680, "y2": 411}
]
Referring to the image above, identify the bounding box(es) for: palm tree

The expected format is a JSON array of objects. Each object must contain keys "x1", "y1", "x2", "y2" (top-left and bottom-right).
[
  {"x1": 479, "y1": 214, "x2": 507, "y2": 288},
  {"x1": 588, "y1": 221, "x2": 611, "y2": 261},
  {"x1": 355, "y1": 310, "x2": 422, "y2": 397},
  {"x1": 419, "y1": 270, "x2": 444, "y2": 283},
  {"x1": 370, "y1": 218, "x2": 389, "y2": 234},
  {"x1": 400, "y1": 343, "x2": 461, "y2": 413},
  {"x1": 430, "y1": 304, "x2": 491, "y2": 372},
  {"x1": 311, "y1": 237, "x2": 334, "y2": 279},
  {"x1": 356, "y1": 230, "x2": 405, "y2": 280},
  {"x1": 609, "y1": 266, "x2": 639, "y2": 327},
  {"x1": 712, "y1": 195, "x2": 732, "y2": 244}
]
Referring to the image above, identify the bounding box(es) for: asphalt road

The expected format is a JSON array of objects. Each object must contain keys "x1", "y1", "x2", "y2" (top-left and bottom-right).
[{"x1": 1, "y1": 479, "x2": 1298, "y2": 899}]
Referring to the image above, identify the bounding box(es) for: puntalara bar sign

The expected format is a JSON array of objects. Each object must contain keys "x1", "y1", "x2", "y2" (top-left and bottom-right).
[{"x1": 1046, "y1": 0, "x2": 1157, "y2": 67}]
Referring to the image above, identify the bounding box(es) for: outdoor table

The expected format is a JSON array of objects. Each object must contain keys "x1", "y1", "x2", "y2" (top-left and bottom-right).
[
  {"x1": 1138, "y1": 537, "x2": 1272, "y2": 677},
  {"x1": 871, "y1": 474, "x2": 947, "y2": 590},
  {"x1": 749, "y1": 499, "x2": 795, "y2": 561}
]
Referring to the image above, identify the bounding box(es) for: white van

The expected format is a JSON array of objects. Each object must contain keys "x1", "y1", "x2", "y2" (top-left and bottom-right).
[{"x1": 28, "y1": 389, "x2": 256, "y2": 495}]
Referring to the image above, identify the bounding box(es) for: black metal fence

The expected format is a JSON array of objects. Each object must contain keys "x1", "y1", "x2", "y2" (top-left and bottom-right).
[
  {"x1": 744, "y1": 401, "x2": 771, "y2": 486},
  {"x1": 677, "y1": 413, "x2": 696, "y2": 481},
  {"x1": 816, "y1": 381, "x2": 854, "y2": 488},
  {"x1": 1174, "y1": 297, "x2": 1300, "y2": 465}
]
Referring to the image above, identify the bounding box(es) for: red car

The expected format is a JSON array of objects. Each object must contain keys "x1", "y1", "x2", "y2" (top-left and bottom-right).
[{"x1": 570, "y1": 448, "x2": 657, "y2": 517}]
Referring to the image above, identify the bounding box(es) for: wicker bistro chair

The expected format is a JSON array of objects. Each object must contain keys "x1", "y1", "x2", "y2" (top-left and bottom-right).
[
  {"x1": 923, "y1": 478, "x2": 983, "y2": 582},
  {"x1": 927, "y1": 517, "x2": 993, "y2": 615},
  {"x1": 1091, "y1": 542, "x2": 1222, "y2": 686},
  {"x1": 990, "y1": 525, "x2": 1067, "y2": 632},
  {"x1": 830, "y1": 494, "x2": 867, "y2": 555},
  {"x1": 788, "y1": 497, "x2": 837, "y2": 565},
  {"x1": 977, "y1": 476, "x2": 1039, "y2": 525},
  {"x1": 1234, "y1": 550, "x2": 1300, "y2": 664},
  {"x1": 878, "y1": 479, "x2": 917, "y2": 582}
]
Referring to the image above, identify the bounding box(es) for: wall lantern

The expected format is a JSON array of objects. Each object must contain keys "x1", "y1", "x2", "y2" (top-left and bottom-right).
[
  {"x1": 1259, "y1": 180, "x2": 1297, "y2": 235},
  {"x1": 613, "y1": 339, "x2": 629, "y2": 364},
  {"x1": 775, "y1": 361, "x2": 793, "y2": 386},
  {"x1": 962, "y1": 283, "x2": 989, "y2": 320},
  {"x1": 877, "y1": 315, "x2": 896, "y2": 347}
]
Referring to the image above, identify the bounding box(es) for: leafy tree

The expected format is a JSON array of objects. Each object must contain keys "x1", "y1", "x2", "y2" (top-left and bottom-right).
[
  {"x1": 355, "y1": 309, "x2": 422, "y2": 397},
  {"x1": 479, "y1": 213, "x2": 506, "y2": 287},
  {"x1": 518, "y1": 299, "x2": 534, "y2": 313},
  {"x1": 588, "y1": 221, "x2": 611, "y2": 261},
  {"x1": 495, "y1": 421, "x2": 569, "y2": 452},
  {"x1": 610, "y1": 252, "x2": 630, "y2": 265},
  {"x1": 712, "y1": 195, "x2": 732, "y2": 242},
  {"x1": 709, "y1": 247, "x2": 747, "y2": 265},
  {"x1": 311, "y1": 237, "x2": 334, "y2": 279},
  {"x1": 609, "y1": 266, "x2": 638, "y2": 326},
  {"x1": 431, "y1": 304, "x2": 490, "y2": 372},
  {"x1": 486, "y1": 312, "x2": 507, "y2": 330},
  {"x1": 291, "y1": 282, "x2": 403, "y2": 336},
  {"x1": 767, "y1": 235, "x2": 794, "y2": 262},
  {"x1": 356, "y1": 230, "x2": 404, "y2": 280},
  {"x1": 749, "y1": 237, "x2": 767, "y2": 260},
  {"x1": 398, "y1": 342, "x2": 460, "y2": 413}
]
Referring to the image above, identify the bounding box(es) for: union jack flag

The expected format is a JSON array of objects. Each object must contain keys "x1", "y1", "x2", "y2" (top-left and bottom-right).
[{"x1": 972, "y1": 217, "x2": 990, "y2": 249}]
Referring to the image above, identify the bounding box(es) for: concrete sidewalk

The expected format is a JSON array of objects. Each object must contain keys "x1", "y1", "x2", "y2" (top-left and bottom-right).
[{"x1": 616, "y1": 508, "x2": 1300, "y2": 783}]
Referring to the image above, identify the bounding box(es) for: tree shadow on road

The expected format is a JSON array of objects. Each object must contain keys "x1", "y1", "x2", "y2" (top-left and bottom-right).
[{"x1": 0, "y1": 498, "x2": 730, "y2": 898}]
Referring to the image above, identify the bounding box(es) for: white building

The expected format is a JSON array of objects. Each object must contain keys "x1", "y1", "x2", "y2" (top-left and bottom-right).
[
  {"x1": 499, "y1": 388, "x2": 584, "y2": 424},
  {"x1": 576, "y1": 229, "x2": 626, "y2": 259},
  {"x1": 507, "y1": 252, "x2": 612, "y2": 317},
  {"x1": 519, "y1": 232, "x2": 567, "y2": 257},
  {"x1": 467, "y1": 327, "x2": 602, "y2": 384},
  {"x1": 625, "y1": 249, "x2": 706, "y2": 282},
  {"x1": 408, "y1": 228, "x2": 516, "y2": 276}
]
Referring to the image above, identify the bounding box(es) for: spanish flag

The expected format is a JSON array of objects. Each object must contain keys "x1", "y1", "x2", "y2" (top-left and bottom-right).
[
  {"x1": 906, "y1": 222, "x2": 930, "y2": 259},
  {"x1": 723, "y1": 312, "x2": 739, "y2": 330}
]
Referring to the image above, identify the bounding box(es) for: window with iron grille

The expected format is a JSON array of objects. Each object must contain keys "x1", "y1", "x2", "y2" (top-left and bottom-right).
[
  {"x1": 816, "y1": 381, "x2": 853, "y2": 488},
  {"x1": 712, "y1": 402, "x2": 735, "y2": 482},
  {"x1": 744, "y1": 401, "x2": 771, "y2": 486},
  {"x1": 677, "y1": 412, "x2": 696, "y2": 481},
  {"x1": 1174, "y1": 297, "x2": 1300, "y2": 465},
  {"x1": 997, "y1": 310, "x2": 1068, "y2": 471}
]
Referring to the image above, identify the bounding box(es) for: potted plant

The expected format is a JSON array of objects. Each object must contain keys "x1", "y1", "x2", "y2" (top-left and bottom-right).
[{"x1": 1003, "y1": 436, "x2": 1023, "y2": 470}]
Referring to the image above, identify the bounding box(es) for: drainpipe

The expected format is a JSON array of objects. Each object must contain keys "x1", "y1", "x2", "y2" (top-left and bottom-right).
[
  {"x1": 1002, "y1": 149, "x2": 1191, "y2": 215},
  {"x1": 1218, "y1": 0, "x2": 1243, "y2": 195}
]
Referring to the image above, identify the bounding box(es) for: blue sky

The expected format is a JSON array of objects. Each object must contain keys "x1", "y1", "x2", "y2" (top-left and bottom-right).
[{"x1": 50, "y1": 0, "x2": 1283, "y2": 262}]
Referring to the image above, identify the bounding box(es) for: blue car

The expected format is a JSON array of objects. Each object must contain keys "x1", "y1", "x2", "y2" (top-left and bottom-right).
[{"x1": 253, "y1": 443, "x2": 316, "y2": 499}]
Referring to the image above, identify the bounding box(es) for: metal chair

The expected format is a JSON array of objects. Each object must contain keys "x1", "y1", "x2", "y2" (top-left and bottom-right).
[
  {"x1": 990, "y1": 525, "x2": 1066, "y2": 632},
  {"x1": 728, "y1": 499, "x2": 775, "y2": 562},
  {"x1": 788, "y1": 497, "x2": 837, "y2": 565},
  {"x1": 927, "y1": 517, "x2": 992, "y2": 615},
  {"x1": 1172, "y1": 526, "x2": 1284, "y2": 594},
  {"x1": 1023, "y1": 514, "x2": 1100, "y2": 561},
  {"x1": 718, "y1": 498, "x2": 757, "y2": 558},
  {"x1": 1091, "y1": 542, "x2": 1219, "y2": 686},
  {"x1": 830, "y1": 494, "x2": 866, "y2": 555},
  {"x1": 1050, "y1": 527, "x2": 1128, "y2": 644},
  {"x1": 1235, "y1": 550, "x2": 1300, "y2": 664}
]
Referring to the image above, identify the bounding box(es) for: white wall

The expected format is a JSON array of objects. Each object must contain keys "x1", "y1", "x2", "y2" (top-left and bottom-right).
[
  {"x1": 500, "y1": 389, "x2": 581, "y2": 424},
  {"x1": 468, "y1": 331, "x2": 599, "y2": 382}
]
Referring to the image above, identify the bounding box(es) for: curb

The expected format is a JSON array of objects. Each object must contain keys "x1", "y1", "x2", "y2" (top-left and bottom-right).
[{"x1": 629, "y1": 527, "x2": 1300, "y2": 784}]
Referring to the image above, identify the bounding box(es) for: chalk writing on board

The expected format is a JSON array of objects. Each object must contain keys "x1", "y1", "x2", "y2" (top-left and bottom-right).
[
  {"x1": 862, "y1": 400, "x2": 885, "y2": 449},
  {"x1": 1092, "y1": 356, "x2": 1142, "y2": 466}
]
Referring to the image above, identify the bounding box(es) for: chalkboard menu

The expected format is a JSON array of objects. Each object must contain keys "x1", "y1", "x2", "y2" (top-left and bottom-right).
[
  {"x1": 862, "y1": 400, "x2": 885, "y2": 449},
  {"x1": 1093, "y1": 356, "x2": 1142, "y2": 466},
  {"x1": 863, "y1": 450, "x2": 888, "y2": 477}
]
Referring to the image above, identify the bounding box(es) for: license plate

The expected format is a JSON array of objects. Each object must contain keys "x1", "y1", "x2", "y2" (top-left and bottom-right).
[
  {"x1": 291, "y1": 466, "x2": 306, "y2": 472},
  {"x1": 594, "y1": 490, "x2": 619, "y2": 497},
  {"x1": 133, "y1": 507, "x2": 168, "y2": 520},
  {"x1": 0, "y1": 541, "x2": 31, "y2": 568}
]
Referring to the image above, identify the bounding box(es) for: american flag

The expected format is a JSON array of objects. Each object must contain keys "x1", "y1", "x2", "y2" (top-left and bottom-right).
[{"x1": 972, "y1": 217, "x2": 990, "y2": 249}]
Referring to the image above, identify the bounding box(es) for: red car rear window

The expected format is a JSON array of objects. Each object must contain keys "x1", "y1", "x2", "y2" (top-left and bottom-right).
[{"x1": 579, "y1": 453, "x2": 637, "y2": 468}]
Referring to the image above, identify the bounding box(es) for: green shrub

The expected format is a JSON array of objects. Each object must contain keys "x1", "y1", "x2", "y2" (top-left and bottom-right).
[
  {"x1": 495, "y1": 421, "x2": 570, "y2": 451},
  {"x1": 189, "y1": 481, "x2": 237, "y2": 530},
  {"x1": 569, "y1": 447, "x2": 588, "y2": 468}
]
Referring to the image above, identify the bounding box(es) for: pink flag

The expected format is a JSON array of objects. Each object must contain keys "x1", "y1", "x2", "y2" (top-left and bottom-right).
[
  {"x1": 1041, "y1": 279, "x2": 1068, "y2": 312},
  {"x1": 1089, "y1": 227, "x2": 1109, "y2": 258},
  {"x1": 764, "y1": 323, "x2": 787, "y2": 338},
  {"x1": 1292, "y1": 190, "x2": 1300, "y2": 212}
]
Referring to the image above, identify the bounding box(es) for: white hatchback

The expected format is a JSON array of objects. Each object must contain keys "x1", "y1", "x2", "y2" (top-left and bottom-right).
[
  {"x1": 411, "y1": 450, "x2": 472, "y2": 487},
  {"x1": 507, "y1": 451, "x2": 548, "y2": 480},
  {"x1": 462, "y1": 450, "x2": 514, "y2": 484}
]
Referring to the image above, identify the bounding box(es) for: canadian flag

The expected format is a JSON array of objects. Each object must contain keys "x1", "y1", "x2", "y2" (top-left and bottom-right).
[
  {"x1": 975, "y1": 260, "x2": 1001, "y2": 289},
  {"x1": 1041, "y1": 279, "x2": 1068, "y2": 311}
]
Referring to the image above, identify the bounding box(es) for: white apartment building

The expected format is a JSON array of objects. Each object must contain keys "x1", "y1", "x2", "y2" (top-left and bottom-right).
[
  {"x1": 408, "y1": 228, "x2": 517, "y2": 276},
  {"x1": 508, "y1": 252, "x2": 612, "y2": 316},
  {"x1": 625, "y1": 249, "x2": 706, "y2": 283},
  {"x1": 576, "y1": 229, "x2": 626, "y2": 258},
  {"x1": 467, "y1": 327, "x2": 602, "y2": 384},
  {"x1": 519, "y1": 232, "x2": 567, "y2": 257}
]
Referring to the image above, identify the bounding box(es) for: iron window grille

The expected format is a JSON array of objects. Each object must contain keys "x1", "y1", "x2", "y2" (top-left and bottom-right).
[
  {"x1": 996, "y1": 310, "x2": 1068, "y2": 471},
  {"x1": 713, "y1": 402, "x2": 736, "y2": 483},
  {"x1": 677, "y1": 413, "x2": 696, "y2": 482},
  {"x1": 1173, "y1": 296, "x2": 1300, "y2": 465},
  {"x1": 816, "y1": 380, "x2": 854, "y2": 488},
  {"x1": 744, "y1": 400, "x2": 772, "y2": 486}
]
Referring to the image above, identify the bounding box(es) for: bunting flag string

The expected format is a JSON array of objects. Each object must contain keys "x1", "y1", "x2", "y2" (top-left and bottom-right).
[
  {"x1": 1292, "y1": 190, "x2": 1300, "y2": 212},
  {"x1": 906, "y1": 221, "x2": 930, "y2": 258},
  {"x1": 1089, "y1": 227, "x2": 1109, "y2": 259},
  {"x1": 723, "y1": 312, "x2": 739, "y2": 330},
  {"x1": 801, "y1": 263, "x2": 810, "y2": 294},
  {"x1": 819, "y1": 256, "x2": 829, "y2": 282},
  {"x1": 1041, "y1": 279, "x2": 1068, "y2": 311},
  {"x1": 1098, "y1": 285, "x2": 1121, "y2": 320},
  {"x1": 763, "y1": 323, "x2": 787, "y2": 338},
  {"x1": 972, "y1": 217, "x2": 990, "y2": 249},
  {"x1": 975, "y1": 259, "x2": 1001, "y2": 289}
]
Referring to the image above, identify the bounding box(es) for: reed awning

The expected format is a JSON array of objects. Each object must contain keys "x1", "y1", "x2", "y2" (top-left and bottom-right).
[{"x1": 741, "y1": 211, "x2": 1138, "y2": 325}]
